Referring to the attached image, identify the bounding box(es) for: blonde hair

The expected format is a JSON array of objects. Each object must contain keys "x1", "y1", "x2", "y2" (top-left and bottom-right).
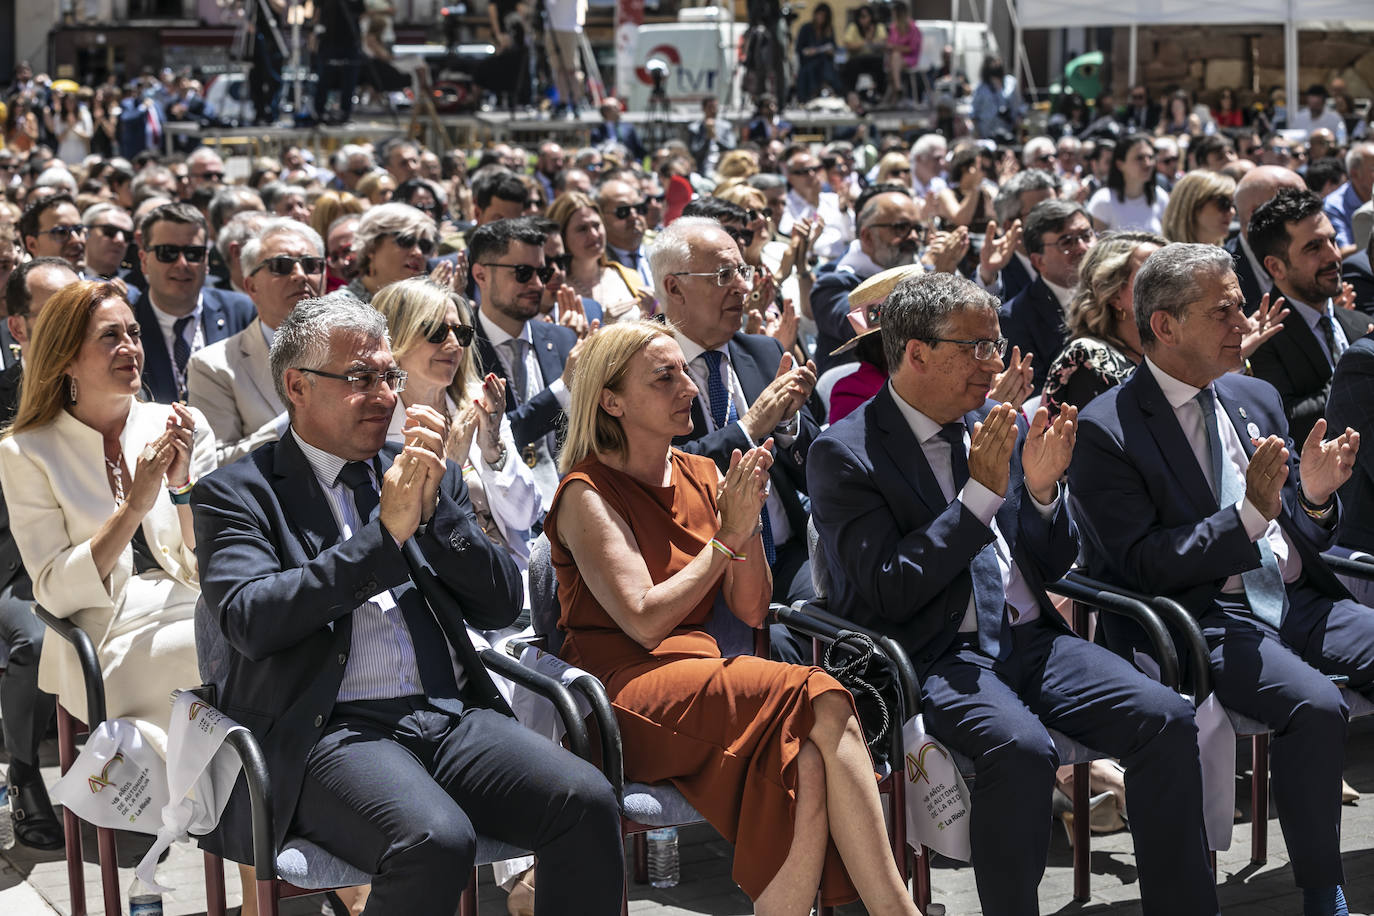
[
  {"x1": 1162, "y1": 170, "x2": 1236, "y2": 244},
  {"x1": 875, "y1": 152, "x2": 910, "y2": 185},
  {"x1": 715, "y1": 183, "x2": 766, "y2": 211},
  {"x1": 559, "y1": 319, "x2": 676, "y2": 474},
  {"x1": 371, "y1": 277, "x2": 481, "y2": 405},
  {"x1": 1066, "y1": 231, "x2": 1166, "y2": 347},
  {"x1": 716, "y1": 149, "x2": 759, "y2": 181},
  {"x1": 309, "y1": 190, "x2": 366, "y2": 240},
  {"x1": 7, "y1": 281, "x2": 127, "y2": 436}
]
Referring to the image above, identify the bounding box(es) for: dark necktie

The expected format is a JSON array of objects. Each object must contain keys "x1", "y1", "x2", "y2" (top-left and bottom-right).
[
  {"x1": 621, "y1": 249, "x2": 638, "y2": 269},
  {"x1": 172, "y1": 315, "x2": 194, "y2": 397},
  {"x1": 939, "y1": 422, "x2": 1009, "y2": 658},
  {"x1": 703, "y1": 350, "x2": 776, "y2": 565},
  {"x1": 337, "y1": 461, "x2": 459, "y2": 698},
  {"x1": 1194, "y1": 390, "x2": 1285, "y2": 627},
  {"x1": 1317, "y1": 311, "x2": 1344, "y2": 365}
]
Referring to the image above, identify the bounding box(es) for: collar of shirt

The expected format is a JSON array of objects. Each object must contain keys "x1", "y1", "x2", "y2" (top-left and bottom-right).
[
  {"x1": 290, "y1": 427, "x2": 358, "y2": 492},
  {"x1": 1282, "y1": 293, "x2": 1330, "y2": 333},
  {"x1": 1239, "y1": 234, "x2": 1273, "y2": 289},
  {"x1": 785, "y1": 188, "x2": 818, "y2": 218},
  {"x1": 673, "y1": 329, "x2": 719, "y2": 369},
  {"x1": 1144, "y1": 354, "x2": 1205, "y2": 410},
  {"x1": 887, "y1": 379, "x2": 948, "y2": 446},
  {"x1": 836, "y1": 239, "x2": 884, "y2": 277},
  {"x1": 1043, "y1": 277, "x2": 1075, "y2": 307},
  {"x1": 260, "y1": 320, "x2": 276, "y2": 349},
  {"x1": 148, "y1": 290, "x2": 203, "y2": 338},
  {"x1": 477, "y1": 307, "x2": 532, "y2": 349},
  {"x1": 1014, "y1": 249, "x2": 1037, "y2": 279},
  {"x1": 607, "y1": 243, "x2": 644, "y2": 264}
]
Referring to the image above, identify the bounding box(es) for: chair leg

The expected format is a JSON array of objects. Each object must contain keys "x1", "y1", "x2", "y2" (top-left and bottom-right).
[
  {"x1": 56, "y1": 705, "x2": 86, "y2": 916},
  {"x1": 259, "y1": 879, "x2": 281, "y2": 916},
  {"x1": 633, "y1": 832, "x2": 648, "y2": 884},
  {"x1": 913, "y1": 845, "x2": 932, "y2": 911},
  {"x1": 1072, "y1": 761, "x2": 1090, "y2": 902},
  {"x1": 97, "y1": 826, "x2": 121, "y2": 915},
  {"x1": 204, "y1": 851, "x2": 227, "y2": 916},
  {"x1": 1251, "y1": 733, "x2": 1269, "y2": 865},
  {"x1": 459, "y1": 868, "x2": 477, "y2": 916}
]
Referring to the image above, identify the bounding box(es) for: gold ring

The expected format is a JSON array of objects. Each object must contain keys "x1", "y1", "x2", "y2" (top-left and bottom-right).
[{"x1": 140, "y1": 445, "x2": 158, "y2": 463}]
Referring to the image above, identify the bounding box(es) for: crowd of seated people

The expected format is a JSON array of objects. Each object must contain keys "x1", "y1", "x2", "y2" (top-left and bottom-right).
[{"x1": 2, "y1": 62, "x2": 1374, "y2": 916}]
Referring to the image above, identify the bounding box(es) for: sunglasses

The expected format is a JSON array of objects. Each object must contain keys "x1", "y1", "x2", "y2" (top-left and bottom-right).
[
  {"x1": 869, "y1": 220, "x2": 927, "y2": 237},
  {"x1": 92, "y1": 224, "x2": 131, "y2": 241},
  {"x1": 612, "y1": 201, "x2": 649, "y2": 220},
  {"x1": 251, "y1": 254, "x2": 326, "y2": 276},
  {"x1": 41, "y1": 223, "x2": 86, "y2": 239},
  {"x1": 1210, "y1": 195, "x2": 1235, "y2": 210},
  {"x1": 424, "y1": 322, "x2": 475, "y2": 346},
  {"x1": 648, "y1": 193, "x2": 666, "y2": 203},
  {"x1": 746, "y1": 208, "x2": 771, "y2": 224},
  {"x1": 790, "y1": 164, "x2": 822, "y2": 175},
  {"x1": 388, "y1": 232, "x2": 436, "y2": 255},
  {"x1": 151, "y1": 243, "x2": 208, "y2": 263},
  {"x1": 192, "y1": 171, "x2": 225, "y2": 183},
  {"x1": 547, "y1": 253, "x2": 573, "y2": 272},
  {"x1": 726, "y1": 226, "x2": 756, "y2": 248},
  {"x1": 483, "y1": 262, "x2": 555, "y2": 284}
]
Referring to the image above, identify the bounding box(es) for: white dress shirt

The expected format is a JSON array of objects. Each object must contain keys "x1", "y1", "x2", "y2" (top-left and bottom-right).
[
  {"x1": 889, "y1": 382, "x2": 1059, "y2": 630},
  {"x1": 779, "y1": 189, "x2": 855, "y2": 261},
  {"x1": 477, "y1": 310, "x2": 570, "y2": 409},
  {"x1": 1284, "y1": 295, "x2": 1348, "y2": 365},
  {"x1": 607, "y1": 242, "x2": 654, "y2": 290},
  {"x1": 148, "y1": 291, "x2": 205, "y2": 393},
  {"x1": 674, "y1": 330, "x2": 796, "y2": 546},
  {"x1": 1143, "y1": 358, "x2": 1302, "y2": 591}
]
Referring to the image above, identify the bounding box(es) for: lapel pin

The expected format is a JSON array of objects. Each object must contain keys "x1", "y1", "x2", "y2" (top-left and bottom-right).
[
  {"x1": 1238, "y1": 407, "x2": 1248, "y2": 419},
  {"x1": 1247, "y1": 421, "x2": 1261, "y2": 439},
  {"x1": 545, "y1": 341, "x2": 553, "y2": 351},
  {"x1": 216, "y1": 317, "x2": 225, "y2": 328}
]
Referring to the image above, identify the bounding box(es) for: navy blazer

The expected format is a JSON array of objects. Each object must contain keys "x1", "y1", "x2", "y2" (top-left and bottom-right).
[
  {"x1": 671, "y1": 332, "x2": 818, "y2": 537},
  {"x1": 998, "y1": 276, "x2": 1066, "y2": 394},
  {"x1": 0, "y1": 363, "x2": 30, "y2": 597},
  {"x1": 808, "y1": 385, "x2": 1077, "y2": 669},
  {"x1": 811, "y1": 267, "x2": 866, "y2": 374},
  {"x1": 117, "y1": 98, "x2": 167, "y2": 158},
  {"x1": 1070, "y1": 366, "x2": 1347, "y2": 647},
  {"x1": 1246, "y1": 290, "x2": 1371, "y2": 444},
  {"x1": 1327, "y1": 332, "x2": 1374, "y2": 553},
  {"x1": 191, "y1": 434, "x2": 521, "y2": 864},
  {"x1": 1344, "y1": 254, "x2": 1374, "y2": 316},
  {"x1": 998, "y1": 254, "x2": 1034, "y2": 304},
  {"x1": 472, "y1": 318, "x2": 577, "y2": 452},
  {"x1": 0, "y1": 322, "x2": 18, "y2": 370},
  {"x1": 589, "y1": 121, "x2": 647, "y2": 162},
  {"x1": 135, "y1": 286, "x2": 255, "y2": 404},
  {"x1": 1225, "y1": 235, "x2": 1265, "y2": 316}
]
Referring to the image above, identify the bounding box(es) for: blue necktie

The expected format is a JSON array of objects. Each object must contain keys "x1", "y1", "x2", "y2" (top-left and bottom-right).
[
  {"x1": 1318, "y1": 308, "x2": 1346, "y2": 364},
  {"x1": 1195, "y1": 390, "x2": 1286, "y2": 627},
  {"x1": 338, "y1": 461, "x2": 459, "y2": 698},
  {"x1": 172, "y1": 315, "x2": 194, "y2": 398},
  {"x1": 703, "y1": 350, "x2": 776, "y2": 565},
  {"x1": 939, "y1": 422, "x2": 1009, "y2": 657}
]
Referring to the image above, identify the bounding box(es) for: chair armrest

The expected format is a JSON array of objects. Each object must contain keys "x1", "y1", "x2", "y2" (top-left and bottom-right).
[
  {"x1": 1321, "y1": 551, "x2": 1374, "y2": 581},
  {"x1": 171, "y1": 688, "x2": 277, "y2": 881},
  {"x1": 563, "y1": 672, "x2": 625, "y2": 808},
  {"x1": 478, "y1": 647, "x2": 592, "y2": 762},
  {"x1": 1058, "y1": 571, "x2": 1213, "y2": 702},
  {"x1": 33, "y1": 603, "x2": 106, "y2": 726},
  {"x1": 1048, "y1": 576, "x2": 1181, "y2": 692}
]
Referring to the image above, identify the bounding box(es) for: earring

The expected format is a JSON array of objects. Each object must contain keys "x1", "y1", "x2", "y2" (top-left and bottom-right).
[{"x1": 67, "y1": 375, "x2": 78, "y2": 404}]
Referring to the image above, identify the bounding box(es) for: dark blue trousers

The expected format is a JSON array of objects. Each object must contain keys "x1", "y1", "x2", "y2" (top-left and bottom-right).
[
  {"x1": 920, "y1": 618, "x2": 1218, "y2": 916},
  {"x1": 291, "y1": 696, "x2": 623, "y2": 916}
]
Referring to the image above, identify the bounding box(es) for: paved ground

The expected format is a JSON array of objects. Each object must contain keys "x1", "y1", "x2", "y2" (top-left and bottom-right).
[{"x1": 6, "y1": 717, "x2": 1374, "y2": 915}]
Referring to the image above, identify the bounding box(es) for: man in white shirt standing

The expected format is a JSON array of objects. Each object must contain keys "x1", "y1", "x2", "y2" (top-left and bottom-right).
[
  {"x1": 1290, "y1": 84, "x2": 1348, "y2": 147},
  {"x1": 778, "y1": 146, "x2": 854, "y2": 262}
]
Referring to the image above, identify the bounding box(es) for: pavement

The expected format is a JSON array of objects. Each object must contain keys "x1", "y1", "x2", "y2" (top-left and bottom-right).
[{"x1": 5, "y1": 716, "x2": 1374, "y2": 915}]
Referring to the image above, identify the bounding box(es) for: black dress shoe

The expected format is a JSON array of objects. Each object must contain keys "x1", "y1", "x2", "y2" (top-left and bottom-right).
[{"x1": 8, "y1": 765, "x2": 65, "y2": 851}]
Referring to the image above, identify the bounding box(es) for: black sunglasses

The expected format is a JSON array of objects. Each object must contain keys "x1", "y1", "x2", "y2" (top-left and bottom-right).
[
  {"x1": 648, "y1": 193, "x2": 666, "y2": 203},
  {"x1": 251, "y1": 254, "x2": 326, "y2": 276},
  {"x1": 92, "y1": 224, "x2": 131, "y2": 241},
  {"x1": 483, "y1": 262, "x2": 555, "y2": 284},
  {"x1": 41, "y1": 223, "x2": 86, "y2": 239},
  {"x1": 548, "y1": 254, "x2": 573, "y2": 272},
  {"x1": 424, "y1": 322, "x2": 475, "y2": 346},
  {"x1": 612, "y1": 201, "x2": 649, "y2": 220},
  {"x1": 726, "y1": 226, "x2": 756, "y2": 248},
  {"x1": 151, "y1": 243, "x2": 208, "y2": 263},
  {"x1": 388, "y1": 232, "x2": 436, "y2": 255}
]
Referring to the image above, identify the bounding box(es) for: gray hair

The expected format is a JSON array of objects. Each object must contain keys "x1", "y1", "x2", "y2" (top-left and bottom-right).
[
  {"x1": 1023, "y1": 199, "x2": 1088, "y2": 255},
  {"x1": 81, "y1": 202, "x2": 131, "y2": 226},
  {"x1": 208, "y1": 186, "x2": 265, "y2": 234},
  {"x1": 648, "y1": 216, "x2": 722, "y2": 306},
  {"x1": 240, "y1": 217, "x2": 324, "y2": 278},
  {"x1": 746, "y1": 173, "x2": 786, "y2": 193},
  {"x1": 259, "y1": 181, "x2": 306, "y2": 212},
  {"x1": 994, "y1": 169, "x2": 1059, "y2": 225},
  {"x1": 270, "y1": 296, "x2": 390, "y2": 413},
  {"x1": 333, "y1": 143, "x2": 372, "y2": 172},
  {"x1": 216, "y1": 210, "x2": 272, "y2": 266},
  {"x1": 186, "y1": 147, "x2": 224, "y2": 169},
  {"x1": 1348, "y1": 142, "x2": 1374, "y2": 177},
  {"x1": 911, "y1": 133, "x2": 947, "y2": 161},
  {"x1": 881, "y1": 272, "x2": 1000, "y2": 371},
  {"x1": 35, "y1": 168, "x2": 78, "y2": 192},
  {"x1": 1134, "y1": 242, "x2": 1234, "y2": 347},
  {"x1": 354, "y1": 202, "x2": 436, "y2": 275},
  {"x1": 1021, "y1": 136, "x2": 1056, "y2": 168}
]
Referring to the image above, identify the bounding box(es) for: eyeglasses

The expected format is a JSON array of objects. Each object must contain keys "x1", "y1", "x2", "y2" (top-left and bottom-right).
[
  {"x1": 298, "y1": 366, "x2": 407, "y2": 393},
  {"x1": 611, "y1": 201, "x2": 649, "y2": 220},
  {"x1": 192, "y1": 171, "x2": 224, "y2": 183},
  {"x1": 424, "y1": 322, "x2": 475, "y2": 346},
  {"x1": 1033, "y1": 153, "x2": 1056, "y2": 164},
  {"x1": 923, "y1": 336, "x2": 1008, "y2": 361},
  {"x1": 725, "y1": 226, "x2": 756, "y2": 248},
  {"x1": 790, "y1": 164, "x2": 821, "y2": 175},
  {"x1": 1158, "y1": 155, "x2": 1179, "y2": 165},
  {"x1": 523, "y1": 198, "x2": 543, "y2": 209},
  {"x1": 92, "y1": 224, "x2": 131, "y2": 241},
  {"x1": 1209, "y1": 195, "x2": 1235, "y2": 211},
  {"x1": 387, "y1": 232, "x2": 436, "y2": 255},
  {"x1": 648, "y1": 193, "x2": 666, "y2": 203},
  {"x1": 250, "y1": 254, "x2": 326, "y2": 276},
  {"x1": 670, "y1": 263, "x2": 755, "y2": 287},
  {"x1": 547, "y1": 253, "x2": 573, "y2": 273},
  {"x1": 328, "y1": 248, "x2": 353, "y2": 262},
  {"x1": 869, "y1": 220, "x2": 927, "y2": 238},
  {"x1": 891, "y1": 167, "x2": 912, "y2": 176},
  {"x1": 1049, "y1": 228, "x2": 1095, "y2": 254},
  {"x1": 483, "y1": 262, "x2": 554, "y2": 284},
  {"x1": 151, "y1": 243, "x2": 208, "y2": 263},
  {"x1": 746, "y1": 208, "x2": 770, "y2": 224},
  {"x1": 41, "y1": 223, "x2": 86, "y2": 239}
]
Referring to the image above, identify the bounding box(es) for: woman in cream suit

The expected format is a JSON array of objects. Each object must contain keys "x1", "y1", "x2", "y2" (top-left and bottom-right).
[{"x1": 0, "y1": 280, "x2": 215, "y2": 756}]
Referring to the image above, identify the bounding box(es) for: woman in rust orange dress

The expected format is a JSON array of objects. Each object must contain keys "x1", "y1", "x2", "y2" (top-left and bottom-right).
[{"x1": 544, "y1": 320, "x2": 918, "y2": 915}]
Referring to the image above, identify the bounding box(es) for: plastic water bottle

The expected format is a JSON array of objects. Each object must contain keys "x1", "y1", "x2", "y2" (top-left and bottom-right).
[
  {"x1": 0, "y1": 784, "x2": 15, "y2": 851},
  {"x1": 128, "y1": 877, "x2": 163, "y2": 916},
  {"x1": 926, "y1": 905, "x2": 946, "y2": 916},
  {"x1": 645, "y1": 826, "x2": 679, "y2": 888}
]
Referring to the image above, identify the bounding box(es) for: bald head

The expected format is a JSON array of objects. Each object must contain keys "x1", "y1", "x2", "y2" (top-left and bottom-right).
[{"x1": 1236, "y1": 166, "x2": 1307, "y2": 238}]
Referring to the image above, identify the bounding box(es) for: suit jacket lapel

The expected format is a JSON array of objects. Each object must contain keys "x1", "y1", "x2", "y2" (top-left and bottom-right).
[
  {"x1": 529, "y1": 322, "x2": 564, "y2": 390},
  {"x1": 873, "y1": 387, "x2": 949, "y2": 516},
  {"x1": 1130, "y1": 366, "x2": 1219, "y2": 515},
  {"x1": 134, "y1": 294, "x2": 175, "y2": 402},
  {"x1": 239, "y1": 320, "x2": 280, "y2": 412},
  {"x1": 473, "y1": 322, "x2": 515, "y2": 404},
  {"x1": 271, "y1": 432, "x2": 338, "y2": 560},
  {"x1": 1279, "y1": 301, "x2": 1333, "y2": 385},
  {"x1": 200, "y1": 293, "x2": 229, "y2": 345}
]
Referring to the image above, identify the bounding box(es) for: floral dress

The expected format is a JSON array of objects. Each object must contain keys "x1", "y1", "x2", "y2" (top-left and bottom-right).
[{"x1": 1041, "y1": 336, "x2": 1138, "y2": 418}]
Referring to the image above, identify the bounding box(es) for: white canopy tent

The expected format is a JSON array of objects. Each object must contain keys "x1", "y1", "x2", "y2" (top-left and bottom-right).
[{"x1": 1014, "y1": 0, "x2": 1374, "y2": 116}]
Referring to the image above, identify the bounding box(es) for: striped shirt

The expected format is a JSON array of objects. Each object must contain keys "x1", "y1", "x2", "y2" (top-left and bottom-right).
[{"x1": 291, "y1": 430, "x2": 426, "y2": 702}]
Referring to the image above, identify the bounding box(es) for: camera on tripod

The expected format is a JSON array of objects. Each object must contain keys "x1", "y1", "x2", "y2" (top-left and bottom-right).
[{"x1": 645, "y1": 58, "x2": 670, "y2": 98}]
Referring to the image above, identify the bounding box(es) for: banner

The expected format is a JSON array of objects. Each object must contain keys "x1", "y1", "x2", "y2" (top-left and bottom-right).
[{"x1": 613, "y1": 0, "x2": 645, "y2": 100}]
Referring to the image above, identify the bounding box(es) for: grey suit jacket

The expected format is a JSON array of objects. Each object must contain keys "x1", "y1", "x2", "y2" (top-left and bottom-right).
[{"x1": 187, "y1": 318, "x2": 286, "y2": 466}]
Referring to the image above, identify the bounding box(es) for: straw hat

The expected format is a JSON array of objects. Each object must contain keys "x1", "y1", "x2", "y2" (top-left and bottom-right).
[{"x1": 828, "y1": 264, "x2": 926, "y2": 356}]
